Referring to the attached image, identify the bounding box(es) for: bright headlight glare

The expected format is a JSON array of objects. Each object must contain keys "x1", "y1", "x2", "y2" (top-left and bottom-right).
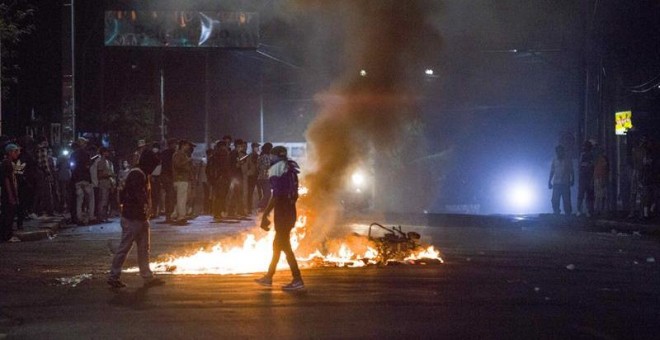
[{"x1": 351, "y1": 171, "x2": 365, "y2": 187}]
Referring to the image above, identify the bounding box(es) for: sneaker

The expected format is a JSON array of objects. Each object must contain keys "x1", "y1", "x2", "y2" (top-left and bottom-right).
[
  {"x1": 282, "y1": 279, "x2": 304, "y2": 291},
  {"x1": 107, "y1": 278, "x2": 126, "y2": 288},
  {"x1": 254, "y1": 276, "x2": 273, "y2": 287},
  {"x1": 8, "y1": 236, "x2": 21, "y2": 243}
]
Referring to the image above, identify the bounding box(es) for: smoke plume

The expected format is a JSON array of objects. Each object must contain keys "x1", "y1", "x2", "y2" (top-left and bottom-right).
[{"x1": 294, "y1": 1, "x2": 442, "y2": 236}]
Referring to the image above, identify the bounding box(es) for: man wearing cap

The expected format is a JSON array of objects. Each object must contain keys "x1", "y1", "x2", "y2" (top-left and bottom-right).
[
  {"x1": 255, "y1": 145, "x2": 304, "y2": 291},
  {"x1": 171, "y1": 139, "x2": 194, "y2": 224},
  {"x1": 1, "y1": 144, "x2": 21, "y2": 242}
]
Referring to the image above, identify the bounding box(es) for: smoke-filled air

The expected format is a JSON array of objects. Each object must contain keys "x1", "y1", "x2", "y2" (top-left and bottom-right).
[{"x1": 292, "y1": 1, "x2": 443, "y2": 238}]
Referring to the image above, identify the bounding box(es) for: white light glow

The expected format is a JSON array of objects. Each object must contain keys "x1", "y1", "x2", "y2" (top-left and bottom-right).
[
  {"x1": 508, "y1": 182, "x2": 535, "y2": 211},
  {"x1": 425, "y1": 69, "x2": 434, "y2": 75},
  {"x1": 352, "y1": 171, "x2": 365, "y2": 187},
  {"x1": 360, "y1": 69, "x2": 367, "y2": 77}
]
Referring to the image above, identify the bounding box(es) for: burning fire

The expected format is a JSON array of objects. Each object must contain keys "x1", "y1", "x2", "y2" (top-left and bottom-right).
[{"x1": 128, "y1": 212, "x2": 442, "y2": 276}]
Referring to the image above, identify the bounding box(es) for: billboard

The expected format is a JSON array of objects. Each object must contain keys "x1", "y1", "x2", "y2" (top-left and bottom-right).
[
  {"x1": 104, "y1": 11, "x2": 259, "y2": 48},
  {"x1": 615, "y1": 110, "x2": 633, "y2": 135}
]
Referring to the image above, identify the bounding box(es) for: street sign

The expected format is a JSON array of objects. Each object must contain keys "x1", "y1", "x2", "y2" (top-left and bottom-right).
[{"x1": 615, "y1": 110, "x2": 633, "y2": 135}]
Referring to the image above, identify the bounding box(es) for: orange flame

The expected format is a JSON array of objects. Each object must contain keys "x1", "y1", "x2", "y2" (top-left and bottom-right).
[{"x1": 127, "y1": 212, "x2": 442, "y2": 276}]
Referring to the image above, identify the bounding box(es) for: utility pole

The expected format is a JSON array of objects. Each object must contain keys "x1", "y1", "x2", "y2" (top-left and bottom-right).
[
  {"x1": 1, "y1": 37, "x2": 3, "y2": 136},
  {"x1": 62, "y1": 0, "x2": 75, "y2": 144}
]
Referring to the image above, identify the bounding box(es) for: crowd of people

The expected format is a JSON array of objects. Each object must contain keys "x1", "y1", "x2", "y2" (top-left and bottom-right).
[
  {"x1": 0, "y1": 134, "x2": 279, "y2": 242},
  {"x1": 548, "y1": 135, "x2": 660, "y2": 220}
]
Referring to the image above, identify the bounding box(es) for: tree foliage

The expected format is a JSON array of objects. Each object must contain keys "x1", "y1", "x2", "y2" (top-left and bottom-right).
[
  {"x1": 104, "y1": 95, "x2": 156, "y2": 157},
  {"x1": 0, "y1": 1, "x2": 36, "y2": 94}
]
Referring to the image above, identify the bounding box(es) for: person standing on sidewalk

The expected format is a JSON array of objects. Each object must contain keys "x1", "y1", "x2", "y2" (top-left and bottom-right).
[
  {"x1": 90, "y1": 147, "x2": 115, "y2": 223},
  {"x1": 255, "y1": 146, "x2": 304, "y2": 291},
  {"x1": 245, "y1": 142, "x2": 260, "y2": 215},
  {"x1": 548, "y1": 145, "x2": 574, "y2": 215},
  {"x1": 107, "y1": 153, "x2": 163, "y2": 288},
  {"x1": 257, "y1": 143, "x2": 273, "y2": 212},
  {"x1": 171, "y1": 139, "x2": 194, "y2": 224},
  {"x1": 160, "y1": 138, "x2": 178, "y2": 222},
  {"x1": 1, "y1": 144, "x2": 21, "y2": 243},
  {"x1": 576, "y1": 140, "x2": 595, "y2": 217}
]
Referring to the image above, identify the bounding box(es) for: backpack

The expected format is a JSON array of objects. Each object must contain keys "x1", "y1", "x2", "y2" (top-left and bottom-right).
[{"x1": 284, "y1": 160, "x2": 300, "y2": 202}]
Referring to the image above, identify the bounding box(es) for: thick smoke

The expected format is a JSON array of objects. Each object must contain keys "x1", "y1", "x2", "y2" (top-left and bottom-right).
[{"x1": 293, "y1": 1, "x2": 443, "y2": 236}]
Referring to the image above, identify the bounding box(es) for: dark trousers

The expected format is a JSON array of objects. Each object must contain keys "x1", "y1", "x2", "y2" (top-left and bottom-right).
[
  {"x1": 576, "y1": 176, "x2": 594, "y2": 215},
  {"x1": 226, "y1": 176, "x2": 245, "y2": 216},
  {"x1": 211, "y1": 178, "x2": 229, "y2": 218},
  {"x1": 160, "y1": 174, "x2": 175, "y2": 219},
  {"x1": 17, "y1": 182, "x2": 34, "y2": 228},
  {"x1": 266, "y1": 227, "x2": 302, "y2": 279},
  {"x1": 246, "y1": 175, "x2": 259, "y2": 213},
  {"x1": 266, "y1": 197, "x2": 300, "y2": 279},
  {"x1": 33, "y1": 176, "x2": 54, "y2": 215},
  {"x1": 150, "y1": 175, "x2": 162, "y2": 216},
  {"x1": 1, "y1": 202, "x2": 17, "y2": 241},
  {"x1": 551, "y1": 183, "x2": 572, "y2": 215},
  {"x1": 257, "y1": 179, "x2": 271, "y2": 210}
]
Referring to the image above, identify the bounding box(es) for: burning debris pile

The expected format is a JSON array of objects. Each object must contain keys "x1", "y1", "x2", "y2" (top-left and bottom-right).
[
  {"x1": 132, "y1": 217, "x2": 441, "y2": 276},
  {"x1": 303, "y1": 223, "x2": 443, "y2": 268}
]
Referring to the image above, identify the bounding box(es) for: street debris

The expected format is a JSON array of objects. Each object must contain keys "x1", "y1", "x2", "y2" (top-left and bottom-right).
[
  {"x1": 534, "y1": 287, "x2": 541, "y2": 292},
  {"x1": 566, "y1": 264, "x2": 576, "y2": 270},
  {"x1": 56, "y1": 274, "x2": 92, "y2": 287},
  {"x1": 647, "y1": 257, "x2": 656, "y2": 263},
  {"x1": 366, "y1": 222, "x2": 443, "y2": 265}
]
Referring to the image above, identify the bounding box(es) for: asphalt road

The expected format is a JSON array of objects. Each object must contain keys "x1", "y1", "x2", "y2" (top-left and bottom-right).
[{"x1": 1, "y1": 215, "x2": 659, "y2": 339}]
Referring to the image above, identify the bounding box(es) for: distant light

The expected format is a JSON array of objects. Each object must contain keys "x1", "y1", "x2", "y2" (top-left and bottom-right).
[
  {"x1": 425, "y1": 69, "x2": 434, "y2": 76},
  {"x1": 508, "y1": 183, "x2": 535, "y2": 211},
  {"x1": 352, "y1": 171, "x2": 365, "y2": 187},
  {"x1": 62, "y1": 149, "x2": 70, "y2": 156},
  {"x1": 359, "y1": 69, "x2": 367, "y2": 77}
]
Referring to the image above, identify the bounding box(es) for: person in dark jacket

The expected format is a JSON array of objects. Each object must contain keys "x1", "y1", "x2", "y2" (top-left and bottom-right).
[
  {"x1": 107, "y1": 152, "x2": 163, "y2": 288},
  {"x1": 255, "y1": 146, "x2": 304, "y2": 291}
]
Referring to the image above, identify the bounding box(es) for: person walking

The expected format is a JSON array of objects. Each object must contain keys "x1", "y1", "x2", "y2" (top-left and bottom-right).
[
  {"x1": 548, "y1": 145, "x2": 574, "y2": 215},
  {"x1": 255, "y1": 146, "x2": 304, "y2": 291},
  {"x1": 107, "y1": 152, "x2": 163, "y2": 288}
]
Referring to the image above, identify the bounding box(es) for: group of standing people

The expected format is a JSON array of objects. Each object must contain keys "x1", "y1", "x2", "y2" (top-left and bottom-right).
[
  {"x1": 548, "y1": 135, "x2": 660, "y2": 219},
  {"x1": 548, "y1": 140, "x2": 610, "y2": 217},
  {"x1": 0, "y1": 135, "x2": 73, "y2": 242},
  {"x1": 143, "y1": 135, "x2": 275, "y2": 225}
]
